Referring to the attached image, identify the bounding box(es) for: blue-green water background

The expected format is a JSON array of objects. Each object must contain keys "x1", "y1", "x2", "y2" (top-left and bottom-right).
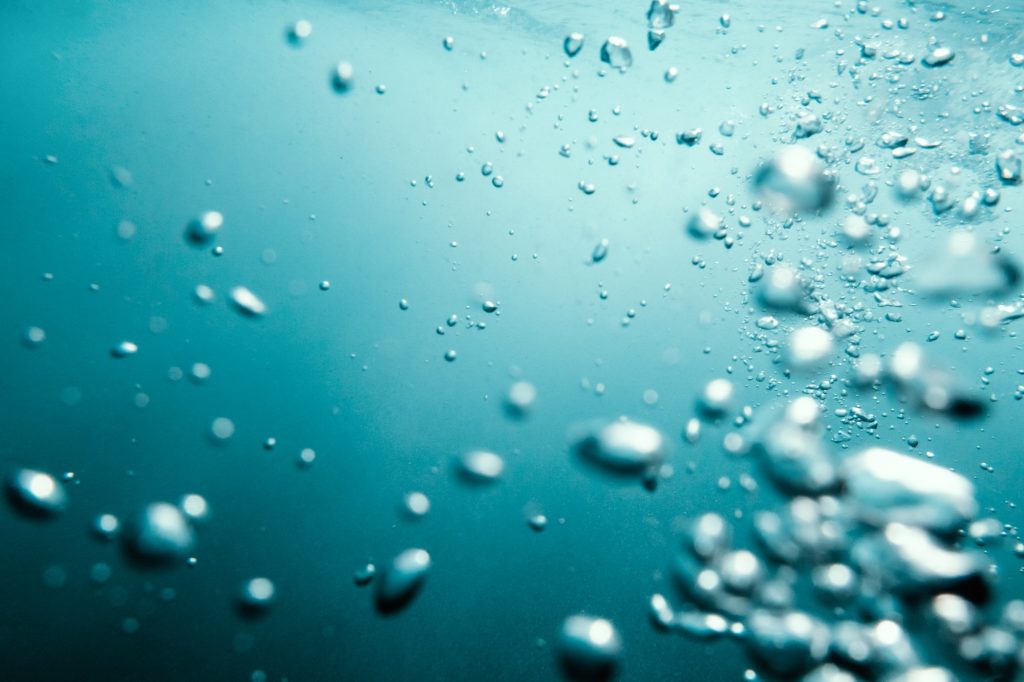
[{"x1": 1, "y1": 1, "x2": 1023, "y2": 680}]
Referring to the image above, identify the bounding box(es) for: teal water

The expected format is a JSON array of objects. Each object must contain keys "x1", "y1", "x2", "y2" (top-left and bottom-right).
[{"x1": 2, "y1": 1, "x2": 1024, "y2": 680}]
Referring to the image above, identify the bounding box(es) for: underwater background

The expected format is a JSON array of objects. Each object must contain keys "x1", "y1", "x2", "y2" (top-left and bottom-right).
[{"x1": 2, "y1": 0, "x2": 1024, "y2": 680}]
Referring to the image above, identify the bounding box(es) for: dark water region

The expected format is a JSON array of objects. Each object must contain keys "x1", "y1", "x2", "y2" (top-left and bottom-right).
[{"x1": 1, "y1": 1, "x2": 1024, "y2": 680}]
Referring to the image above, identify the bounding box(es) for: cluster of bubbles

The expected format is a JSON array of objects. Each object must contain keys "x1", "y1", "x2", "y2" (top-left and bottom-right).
[
  {"x1": 553, "y1": 0, "x2": 1024, "y2": 677},
  {"x1": 649, "y1": 409, "x2": 1022, "y2": 681}
]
